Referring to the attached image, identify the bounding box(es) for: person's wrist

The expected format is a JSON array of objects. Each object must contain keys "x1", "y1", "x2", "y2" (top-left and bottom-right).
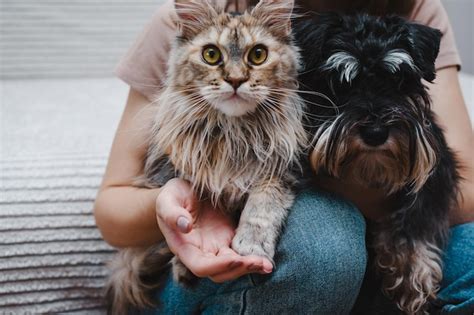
[{"x1": 142, "y1": 186, "x2": 163, "y2": 242}]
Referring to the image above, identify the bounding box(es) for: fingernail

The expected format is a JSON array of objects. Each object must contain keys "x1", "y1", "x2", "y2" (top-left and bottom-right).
[
  {"x1": 259, "y1": 269, "x2": 272, "y2": 275},
  {"x1": 262, "y1": 267, "x2": 273, "y2": 274},
  {"x1": 177, "y1": 216, "x2": 190, "y2": 232},
  {"x1": 263, "y1": 260, "x2": 273, "y2": 271}
]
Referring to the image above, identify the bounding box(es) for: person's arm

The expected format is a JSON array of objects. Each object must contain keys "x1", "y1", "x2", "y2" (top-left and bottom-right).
[
  {"x1": 94, "y1": 89, "x2": 162, "y2": 247},
  {"x1": 94, "y1": 88, "x2": 273, "y2": 280},
  {"x1": 429, "y1": 66, "x2": 474, "y2": 225}
]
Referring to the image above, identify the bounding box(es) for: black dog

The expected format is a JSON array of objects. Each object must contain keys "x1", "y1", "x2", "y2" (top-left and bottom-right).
[{"x1": 294, "y1": 13, "x2": 460, "y2": 314}]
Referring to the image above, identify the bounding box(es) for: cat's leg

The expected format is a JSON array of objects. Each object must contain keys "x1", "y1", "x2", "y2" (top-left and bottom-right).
[{"x1": 232, "y1": 180, "x2": 294, "y2": 264}]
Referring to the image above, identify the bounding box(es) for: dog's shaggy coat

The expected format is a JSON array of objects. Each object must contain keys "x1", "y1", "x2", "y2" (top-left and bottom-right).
[{"x1": 295, "y1": 13, "x2": 460, "y2": 315}]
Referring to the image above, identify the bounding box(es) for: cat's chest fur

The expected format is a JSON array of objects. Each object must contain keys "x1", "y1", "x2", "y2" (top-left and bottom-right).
[
  {"x1": 144, "y1": 88, "x2": 306, "y2": 213},
  {"x1": 178, "y1": 127, "x2": 269, "y2": 201},
  {"x1": 148, "y1": 119, "x2": 281, "y2": 213}
]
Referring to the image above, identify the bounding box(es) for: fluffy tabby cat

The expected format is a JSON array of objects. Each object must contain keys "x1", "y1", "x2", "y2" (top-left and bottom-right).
[{"x1": 106, "y1": 0, "x2": 307, "y2": 312}]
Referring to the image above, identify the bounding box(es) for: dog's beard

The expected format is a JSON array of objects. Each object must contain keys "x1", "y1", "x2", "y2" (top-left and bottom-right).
[
  {"x1": 340, "y1": 145, "x2": 409, "y2": 194},
  {"x1": 310, "y1": 115, "x2": 438, "y2": 195}
]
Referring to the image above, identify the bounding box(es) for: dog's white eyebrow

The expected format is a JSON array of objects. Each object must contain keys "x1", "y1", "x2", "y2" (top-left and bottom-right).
[
  {"x1": 322, "y1": 51, "x2": 360, "y2": 83},
  {"x1": 383, "y1": 49, "x2": 416, "y2": 73}
]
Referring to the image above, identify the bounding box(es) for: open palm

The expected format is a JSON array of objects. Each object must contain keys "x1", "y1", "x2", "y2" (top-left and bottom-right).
[{"x1": 156, "y1": 179, "x2": 273, "y2": 283}]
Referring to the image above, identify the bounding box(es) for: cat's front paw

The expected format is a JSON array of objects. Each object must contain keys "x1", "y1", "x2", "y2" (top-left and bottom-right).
[{"x1": 232, "y1": 229, "x2": 275, "y2": 264}]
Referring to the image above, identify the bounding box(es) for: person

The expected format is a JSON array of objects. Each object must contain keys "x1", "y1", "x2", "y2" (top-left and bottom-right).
[{"x1": 94, "y1": 0, "x2": 474, "y2": 313}]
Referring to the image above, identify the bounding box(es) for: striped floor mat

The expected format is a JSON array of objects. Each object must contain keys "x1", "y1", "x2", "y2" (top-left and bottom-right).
[{"x1": 0, "y1": 154, "x2": 116, "y2": 313}]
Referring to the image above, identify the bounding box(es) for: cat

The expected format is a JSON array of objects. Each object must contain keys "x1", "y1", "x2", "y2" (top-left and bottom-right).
[{"x1": 105, "y1": 0, "x2": 307, "y2": 313}]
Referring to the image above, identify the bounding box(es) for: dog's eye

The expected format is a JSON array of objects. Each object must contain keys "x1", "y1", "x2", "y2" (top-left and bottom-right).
[
  {"x1": 248, "y1": 45, "x2": 268, "y2": 66},
  {"x1": 423, "y1": 119, "x2": 432, "y2": 128},
  {"x1": 202, "y1": 45, "x2": 222, "y2": 66}
]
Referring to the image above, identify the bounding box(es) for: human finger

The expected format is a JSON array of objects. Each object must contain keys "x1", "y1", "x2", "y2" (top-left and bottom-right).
[
  {"x1": 177, "y1": 244, "x2": 242, "y2": 278},
  {"x1": 156, "y1": 192, "x2": 194, "y2": 234},
  {"x1": 208, "y1": 248, "x2": 273, "y2": 283}
]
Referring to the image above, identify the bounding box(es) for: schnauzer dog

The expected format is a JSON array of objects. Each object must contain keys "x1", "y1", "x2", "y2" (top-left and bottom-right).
[{"x1": 294, "y1": 13, "x2": 460, "y2": 314}]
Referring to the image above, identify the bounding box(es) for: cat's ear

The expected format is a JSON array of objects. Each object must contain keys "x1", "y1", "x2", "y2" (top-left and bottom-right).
[
  {"x1": 174, "y1": 0, "x2": 218, "y2": 38},
  {"x1": 251, "y1": 0, "x2": 295, "y2": 38}
]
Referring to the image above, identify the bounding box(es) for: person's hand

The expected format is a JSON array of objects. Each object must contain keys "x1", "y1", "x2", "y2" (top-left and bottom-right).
[{"x1": 156, "y1": 178, "x2": 273, "y2": 283}]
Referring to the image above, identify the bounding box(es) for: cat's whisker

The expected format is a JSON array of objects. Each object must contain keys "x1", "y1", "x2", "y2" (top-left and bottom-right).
[
  {"x1": 262, "y1": 95, "x2": 338, "y2": 120},
  {"x1": 165, "y1": 88, "x2": 202, "y2": 99},
  {"x1": 297, "y1": 66, "x2": 320, "y2": 76},
  {"x1": 160, "y1": 94, "x2": 208, "y2": 121},
  {"x1": 155, "y1": 101, "x2": 209, "y2": 142},
  {"x1": 261, "y1": 100, "x2": 329, "y2": 127},
  {"x1": 268, "y1": 92, "x2": 341, "y2": 117},
  {"x1": 270, "y1": 87, "x2": 337, "y2": 105},
  {"x1": 269, "y1": 88, "x2": 340, "y2": 112}
]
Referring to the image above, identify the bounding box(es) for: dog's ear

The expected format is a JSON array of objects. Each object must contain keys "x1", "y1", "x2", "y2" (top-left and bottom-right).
[
  {"x1": 294, "y1": 13, "x2": 344, "y2": 71},
  {"x1": 405, "y1": 23, "x2": 442, "y2": 82}
]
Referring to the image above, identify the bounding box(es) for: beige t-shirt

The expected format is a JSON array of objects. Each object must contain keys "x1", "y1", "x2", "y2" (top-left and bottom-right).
[{"x1": 116, "y1": 0, "x2": 461, "y2": 101}]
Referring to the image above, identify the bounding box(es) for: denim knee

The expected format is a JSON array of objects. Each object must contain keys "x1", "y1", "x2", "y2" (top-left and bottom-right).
[
  {"x1": 150, "y1": 190, "x2": 368, "y2": 315},
  {"x1": 435, "y1": 222, "x2": 474, "y2": 314},
  {"x1": 244, "y1": 190, "x2": 368, "y2": 314}
]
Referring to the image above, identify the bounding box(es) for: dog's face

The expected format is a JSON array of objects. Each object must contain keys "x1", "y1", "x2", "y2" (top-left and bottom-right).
[{"x1": 296, "y1": 14, "x2": 443, "y2": 194}]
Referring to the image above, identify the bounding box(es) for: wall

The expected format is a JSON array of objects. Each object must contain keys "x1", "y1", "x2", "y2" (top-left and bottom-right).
[
  {"x1": 442, "y1": 0, "x2": 474, "y2": 74},
  {"x1": 1, "y1": 0, "x2": 472, "y2": 79},
  {"x1": 0, "y1": 0, "x2": 162, "y2": 79}
]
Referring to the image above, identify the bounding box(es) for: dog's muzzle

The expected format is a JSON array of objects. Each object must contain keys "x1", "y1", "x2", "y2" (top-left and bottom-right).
[{"x1": 359, "y1": 123, "x2": 390, "y2": 147}]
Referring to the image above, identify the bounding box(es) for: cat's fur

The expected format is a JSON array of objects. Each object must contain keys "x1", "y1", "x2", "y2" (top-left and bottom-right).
[{"x1": 106, "y1": 0, "x2": 307, "y2": 313}]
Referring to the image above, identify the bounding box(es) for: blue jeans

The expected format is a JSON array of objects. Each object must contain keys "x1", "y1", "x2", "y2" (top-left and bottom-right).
[{"x1": 148, "y1": 190, "x2": 474, "y2": 314}]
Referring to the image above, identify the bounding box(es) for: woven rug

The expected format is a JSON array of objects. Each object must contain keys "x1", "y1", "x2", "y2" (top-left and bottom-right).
[
  {"x1": 0, "y1": 0, "x2": 160, "y2": 310},
  {"x1": 0, "y1": 78, "x2": 126, "y2": 313}
]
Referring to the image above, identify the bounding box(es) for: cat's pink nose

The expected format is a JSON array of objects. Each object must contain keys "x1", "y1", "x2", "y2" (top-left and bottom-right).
[{"x1": 225, "y1": 77, "x2": 247, "y2": 91}]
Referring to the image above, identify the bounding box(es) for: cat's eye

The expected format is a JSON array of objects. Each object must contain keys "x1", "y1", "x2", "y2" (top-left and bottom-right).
[
  {"x1": 248, "y1": 45, "x2": 268, "y2": 66},
  {"x1": 202, "y1": 45, "x2": 222, "y2": 65}
]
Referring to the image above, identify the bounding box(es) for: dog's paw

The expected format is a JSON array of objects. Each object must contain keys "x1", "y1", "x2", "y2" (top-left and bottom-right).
[{"x1": 231, "y1": 229, "x2": 275, "y2": 263}]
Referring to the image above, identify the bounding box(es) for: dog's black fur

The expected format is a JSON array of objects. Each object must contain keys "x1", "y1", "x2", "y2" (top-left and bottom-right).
[{"x1": 294, "y1": 13, "x2": 460, "y2": 314}]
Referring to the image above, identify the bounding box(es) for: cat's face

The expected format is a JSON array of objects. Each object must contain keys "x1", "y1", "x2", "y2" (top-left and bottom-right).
[{"x1": 169, "y1": 0, "x2": 299, "y2": 117}]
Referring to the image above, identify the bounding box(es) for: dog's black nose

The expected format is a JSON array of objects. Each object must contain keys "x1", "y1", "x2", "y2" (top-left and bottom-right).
[{"x1": 359, "y1": 125, "x2": 389, "y2": 146}]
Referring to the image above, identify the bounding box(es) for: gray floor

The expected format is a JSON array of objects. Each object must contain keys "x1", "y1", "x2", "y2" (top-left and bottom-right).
[
  {"x1": 0, "y1": 78, "x2": 126, "y2": 313},
  {"x1": 1, "y1": 78, "x2": 126, "y2": 158}
]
